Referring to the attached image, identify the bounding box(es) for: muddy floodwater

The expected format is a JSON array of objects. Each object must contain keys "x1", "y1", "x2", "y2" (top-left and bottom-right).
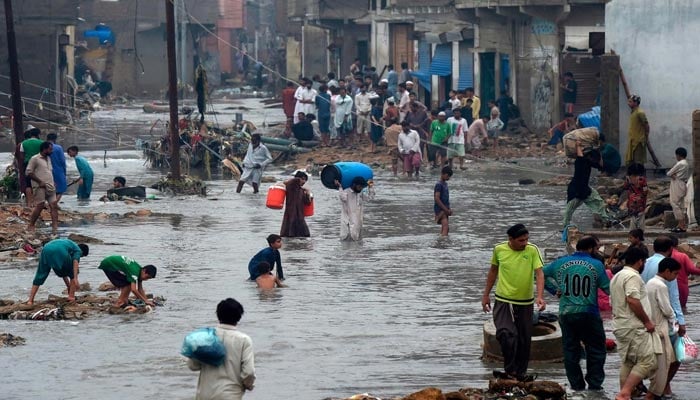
[{"x1": 1, "y1": 105, "x2": 700, "y2": 400}]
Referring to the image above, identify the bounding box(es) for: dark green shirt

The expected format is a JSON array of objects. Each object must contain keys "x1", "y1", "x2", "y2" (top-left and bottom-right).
[{"x1": 99, "y1": 255, "x2": 141, "y2": 283}]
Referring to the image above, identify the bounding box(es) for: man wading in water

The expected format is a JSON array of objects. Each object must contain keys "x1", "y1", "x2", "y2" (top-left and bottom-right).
[{"x1": 482, "y1": 224, "x2": 545, "y2": 382}]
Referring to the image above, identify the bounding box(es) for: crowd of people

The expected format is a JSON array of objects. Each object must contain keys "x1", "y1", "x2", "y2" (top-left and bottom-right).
[
  {"x1": 280, "y1": 64, "x2": 516, "y2": 175},
  {"x1": 483, "y1": 223, "x2": 699, "y2": 400}
]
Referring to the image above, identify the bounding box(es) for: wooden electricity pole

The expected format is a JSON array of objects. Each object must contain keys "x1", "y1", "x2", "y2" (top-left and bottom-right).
[
  {"x1": 3, "y1": 0, "x2": 25, "y2": 190},
  {"x1": 165, "y1": 0, "x2": 181, "y2": 179}
]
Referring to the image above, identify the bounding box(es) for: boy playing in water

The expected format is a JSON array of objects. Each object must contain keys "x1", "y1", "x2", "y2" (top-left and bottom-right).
[
  {"x1": 434, "y1": 166, "x2": 453, "y2": 236},
  {"x1": 255, "y1": 262, "x2": 286, "y2": 289}
]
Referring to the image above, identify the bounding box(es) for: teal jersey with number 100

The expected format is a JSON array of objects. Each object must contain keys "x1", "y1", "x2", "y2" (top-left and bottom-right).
[{"x1": 543, "y1": 252, "x2": 610, "y2": 315}]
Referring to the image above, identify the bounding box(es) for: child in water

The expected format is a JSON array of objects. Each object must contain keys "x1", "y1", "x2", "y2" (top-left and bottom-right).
[
  {"x1": 434, "y1": 166, "x2": 453, "y2": 236},
  {"x1": 255, "y1": 262, "x2": 286, "y2": 289}
]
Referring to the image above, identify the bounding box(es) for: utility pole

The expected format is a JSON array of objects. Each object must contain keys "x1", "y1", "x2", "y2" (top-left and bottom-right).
[
  {"x1": 178, "y1": 0, "x2": 187, "y2": 89},
  {"x1": 165, "y1": 0, "x2": 181, "y2": 179},
  {"x1": 3, "y1": 0, "x2": 25, "y2": 191}
]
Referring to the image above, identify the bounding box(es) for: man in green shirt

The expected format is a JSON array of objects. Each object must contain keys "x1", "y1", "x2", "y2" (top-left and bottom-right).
[
  {"x1": 482, "y1": 224, "x2": 545, "y2": 382},
  {"x1": 27, "y1": 239, "x2": 89, "y2": 305},
  {"x1": 19, "y1": 125, "x2": 43, "y2": 206},
  {"x1": 98, "y1": 255, "x2": 157, "y2": 307},
  {"x1": 429, "y1": 111, "x2": 452, "y2": 169}
]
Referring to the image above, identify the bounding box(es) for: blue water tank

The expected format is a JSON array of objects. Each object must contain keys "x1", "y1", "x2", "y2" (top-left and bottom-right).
[
  {"x1": 578, "y1": 106, "x2": 601, "y2": 132},
  {"x1": 321, "y1": 162, "x2": 374, "y2": 190},
  {"x1": 84, "y1": 24, "x2": 115, "y2": 45}
]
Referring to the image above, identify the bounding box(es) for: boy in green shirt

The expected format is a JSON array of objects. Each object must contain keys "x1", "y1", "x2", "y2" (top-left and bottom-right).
[{"x1": 98, "y1": 255, "x2": 157, "y2": 307}]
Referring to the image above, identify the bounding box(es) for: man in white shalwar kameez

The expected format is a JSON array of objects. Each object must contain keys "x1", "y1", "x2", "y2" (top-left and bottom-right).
[
  {"x1": 667, "y1": 147, "x2": 690, "y2": 232},
  {"x1": 293, "y1": 78, "x2": 317, "y2": 123},
  {"x1": 237, "y1": 134, "x2": 273, "y2": 194},
  {"x1": 335, "y1": 176, "x2": 374, "y2": 241}
]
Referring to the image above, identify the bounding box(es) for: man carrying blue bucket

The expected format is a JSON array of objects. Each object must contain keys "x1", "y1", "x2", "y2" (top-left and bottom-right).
[{"x1": 335, "y1": 177, "x2": 374, "y2": 241}]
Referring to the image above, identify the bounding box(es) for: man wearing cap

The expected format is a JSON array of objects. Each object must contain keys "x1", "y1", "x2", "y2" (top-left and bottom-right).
[
  {"x1": 19, "y1": 125, "x2": 43, "y2": 206},
  {"x1": 335, "y1": 177, "x2": 375, "y2": 241},
  {"x1": 386, "y1": 64, "x2": 398, "y2": 94},
  {"x1": 98, "y1": 255, "x2": 158, "y2": 307},
  {"x1": 237, "y1": 133, "x2": 273, "y2": 194},
  {"x1": 626, "y1": 95, "x2": 650, "y2": 166},
  {"x1": 429, "y1": 111, "x2": 453, "y2": 168},
  {"x1": 293, "y1": 78, "x2": 317, "y2": 124},
  {"x1": 26, "y1": 141, "x2": 59, "y2": 234}
]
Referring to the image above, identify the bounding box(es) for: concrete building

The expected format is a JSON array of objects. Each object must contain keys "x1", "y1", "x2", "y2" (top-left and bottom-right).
[
  {"x1": 607, "y1": 0, "x2": 697, "y2": 166},
  {"x1": 453, "y1": 0, "x2": 608, "y2": 130},
  {"x1": 0, "y1": 0, "x2": 277, "y2": 111},
  {"x1": 285, "y1": 0, "x2": 369, "y2": 81}
]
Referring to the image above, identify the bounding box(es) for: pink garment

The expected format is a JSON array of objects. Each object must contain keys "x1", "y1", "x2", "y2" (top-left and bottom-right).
[
  {"x1": 672, "y1": 248, "x2": 700, "y2": 307},
  {"x1": 598, "y1": 269, "x2": 614, "y2": 311}
]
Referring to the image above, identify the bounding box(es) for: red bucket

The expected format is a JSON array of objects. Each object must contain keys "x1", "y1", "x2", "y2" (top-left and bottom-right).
[
  {"x1": 266, "y1": 185, "x2": 286, "y2": 209},
  {"x1": 303, "y1": 196, "x2": 314, "y2": 217}
]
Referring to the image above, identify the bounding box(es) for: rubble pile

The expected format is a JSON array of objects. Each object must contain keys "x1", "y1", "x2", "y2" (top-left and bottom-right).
[
  {"x1": 0, "y1": 333, "x2": 26, "y2": 347},
  {"x1": 0, "y1": 294, "x2": 165, "y2": 321},
  {"x1": 324, "y1": 380, "x2": 566, "y2": 400}
]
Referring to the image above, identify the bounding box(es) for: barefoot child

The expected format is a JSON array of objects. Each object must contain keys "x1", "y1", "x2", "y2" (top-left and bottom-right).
[
  {"x1": 255, "y1": 262, "x2": 286, "y2": 289},
  {"x1": 434, "y1": 166, "x2": 453, "y2": 236}
]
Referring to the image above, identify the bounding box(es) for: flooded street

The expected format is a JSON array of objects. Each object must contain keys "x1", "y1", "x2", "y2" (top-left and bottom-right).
[{"x1": 1, "y1": 107, "x2": 699, "y2": 399}]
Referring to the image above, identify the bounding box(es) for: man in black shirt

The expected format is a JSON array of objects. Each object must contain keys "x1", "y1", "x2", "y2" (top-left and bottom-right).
[
  {"x1": 561, "y1": 71, "x2": 577, "y2": 114},
  {"x1": 292, "y1": 113, "x2": 316, "y2": 142},
  {"x1": 563, "y1": 140, "x2": 614, "y2": 229}
]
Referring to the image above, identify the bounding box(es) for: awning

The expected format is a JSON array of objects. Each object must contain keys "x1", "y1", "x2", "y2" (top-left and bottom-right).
[{"x1": 430, "y1": 43, "x2": 452, "y2": 77}]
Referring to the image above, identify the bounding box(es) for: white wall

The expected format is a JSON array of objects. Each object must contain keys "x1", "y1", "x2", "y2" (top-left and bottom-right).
[{"x1": 607, "y1": 0, "x2": 699, "y2": 166}]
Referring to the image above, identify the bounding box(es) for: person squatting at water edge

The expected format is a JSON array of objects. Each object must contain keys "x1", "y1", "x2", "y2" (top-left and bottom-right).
[
  {"x1": 248, "y1": 234, "x2": 284, "y2": 281},
  {"x1": 335, "y1": 177, "x2": 375, "y2": 241},
  {"x1": 98, "y1": 255, "x2": 157, "y2": 307},
  {"x1": 543, "y1": 235, "x2": 609, "y2": 391},
  {"x1": 27, "y1": 239, "x2": 89, "y2": 305},
  {"x1": 237, "y1": 133, "x2": 273, "y2": 194},
  {"x1": 482, "y1": 224, "x2": 545, "y2": 382},
  {"x1": 186, "y1": 298, "x2": 256, "y2": 400}
]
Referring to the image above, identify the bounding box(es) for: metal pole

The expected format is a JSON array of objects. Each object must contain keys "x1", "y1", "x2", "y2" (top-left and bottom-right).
[
  {"x1": 3, "y1": 0, "x2": 25, "y2": 191},
  {"x1": 165, "y1": 0, "x2": 181, "y2": 179},
  {"x1": 179, "y1": 0, "x2": 187, "y2": 89},
  {"x1": 301, "y1": 17, "x2": 305, "y2": 78}
]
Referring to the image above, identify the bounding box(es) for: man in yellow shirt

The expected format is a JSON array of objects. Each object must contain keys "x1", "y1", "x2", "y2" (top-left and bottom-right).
[
  {"x1": 464, "y1": 87, "x2": 481, "y2": 121},
  {"x1": 482, "y1": 224, "x2": 546, "y2": 382},
  {"x1": 625, "y1": 94, "x2": 650, "y2": 166}
]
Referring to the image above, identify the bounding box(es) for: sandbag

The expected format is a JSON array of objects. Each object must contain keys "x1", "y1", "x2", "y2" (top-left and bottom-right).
[
  {"x1": 563, "y1": 127, "x2": 600, "y2": 158},
  {"x1": 181, "y1": 327, "x2": 227, "y2": 366}
]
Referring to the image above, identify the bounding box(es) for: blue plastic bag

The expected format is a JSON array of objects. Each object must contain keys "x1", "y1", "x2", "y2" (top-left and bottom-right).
[
  {"x1": 674, "y1": 335, "x2": 686, "y2": 362},
  {"x1": 181, "y1": 327, "x2": 227, "y2": 366}
]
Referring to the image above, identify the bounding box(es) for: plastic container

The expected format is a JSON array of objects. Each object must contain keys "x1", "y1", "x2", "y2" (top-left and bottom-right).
[
  {"x1": 266, "y1": 184, "x2": 286, "y2": 209},
  {"x1": 563, "y1": 127, "x2": 600, "y2": 159},
  {"x1": 303, "y1": 195, "x2": 314, "y2": 217},
  {"x1": 320, "y1": 162, "x2": 374, "y2": 190},
  {"x1": 577, "y1": 106, "x2": 601, "y2": 131}
]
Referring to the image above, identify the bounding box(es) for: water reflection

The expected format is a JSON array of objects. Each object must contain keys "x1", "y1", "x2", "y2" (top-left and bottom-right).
[{"x1": 1, "y1": 148, "x2": 699, "y2": 400}]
